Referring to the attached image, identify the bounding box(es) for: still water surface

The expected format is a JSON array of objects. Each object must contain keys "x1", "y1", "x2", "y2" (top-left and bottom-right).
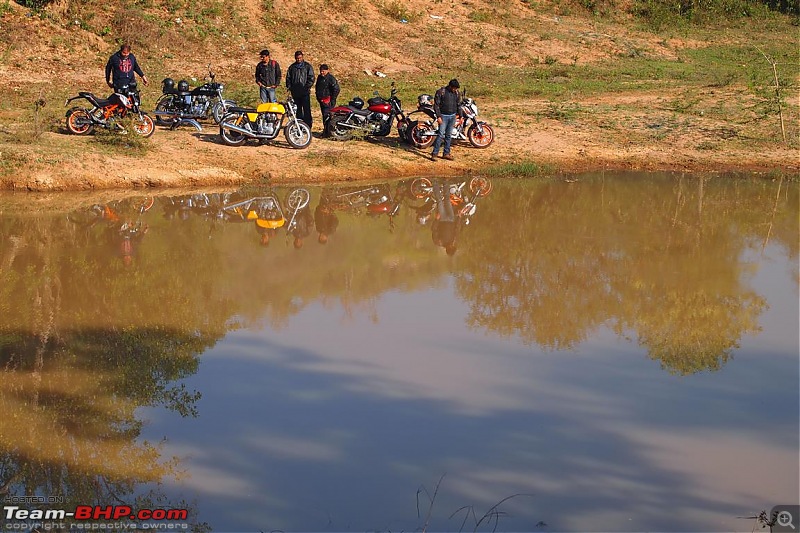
[{"x1": 0, "y1": 172, "x2": 797, "y2": 532}]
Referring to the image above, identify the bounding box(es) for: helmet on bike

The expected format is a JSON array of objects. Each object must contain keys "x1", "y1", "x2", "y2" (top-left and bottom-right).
[
  {"x1": 349, "y1": 96, "x2": 364, "y2": 110},
  {"x1": 418, "y1": 94, "x2": 433, "y2": 106},
  {"x1": 177, "y1": 79, "x2": 190, "y2": 92},
  {"x1": 162, "y1": 78, "x2": 175, "y2": 91}
]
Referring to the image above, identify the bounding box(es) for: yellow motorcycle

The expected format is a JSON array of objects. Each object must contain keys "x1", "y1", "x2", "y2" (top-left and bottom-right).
[{"x1": 218, "y1": 97, "x2": 311, "y2": 149}]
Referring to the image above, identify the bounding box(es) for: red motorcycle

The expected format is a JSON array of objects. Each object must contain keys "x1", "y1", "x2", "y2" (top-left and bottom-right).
[{"x1": 326, "y1": 82, "x2": 408, "y2": 141}]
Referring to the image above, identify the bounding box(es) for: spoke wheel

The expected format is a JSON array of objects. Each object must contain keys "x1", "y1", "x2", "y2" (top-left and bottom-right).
[
  {"x1": 284, "y1": 120, "x2": 312, "y2": 149},
  {"x1": 219, "y1": 114, "x2": 248, "y2": 146},
  {"x1": 286, "y1": 188, "x2": 311, "y2": 210}
]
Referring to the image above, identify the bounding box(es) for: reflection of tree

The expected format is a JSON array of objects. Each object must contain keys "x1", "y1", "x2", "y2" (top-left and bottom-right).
[
  {"x1": 0, "y1": 212, "x2": 210, "y2": 524},
  {"x1": 455, "y1": 175, "x2": 791, "y2": 373}
]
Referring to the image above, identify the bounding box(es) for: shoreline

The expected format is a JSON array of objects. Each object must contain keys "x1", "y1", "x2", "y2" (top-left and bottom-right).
[{"x1": 2, "y1": 94, "x2": 797, "y2": 193}]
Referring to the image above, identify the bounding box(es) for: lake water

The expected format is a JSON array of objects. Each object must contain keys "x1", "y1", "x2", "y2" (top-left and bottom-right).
[{"x1": 0, "y1": 172, "x2": 797, "y2": 532}]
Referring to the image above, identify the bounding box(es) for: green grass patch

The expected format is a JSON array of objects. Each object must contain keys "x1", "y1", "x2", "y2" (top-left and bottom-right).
[
  {"x1": 481, "y1": 160, "x2": 554, "y2": 178},
  {"x1": 92, "y1": 119, "x2": 152, "y2": 155}
]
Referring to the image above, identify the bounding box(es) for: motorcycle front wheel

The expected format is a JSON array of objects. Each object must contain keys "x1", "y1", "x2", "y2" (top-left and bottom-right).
[
  {"x1": 469, "y1": 176, "x2": 494, "y2": 197},
  {"x1": 467, "y1": 123, "x2": 494, "y2": 148},
  {"x1": 66, "y1": 108, "x2": 94, "y2": 135},
  {"x1": 410, "y1": 177, "x2": 433, "y2": 199},
  {"x1": 154, "y1": 96, "x2": 176, "y2": 126},
  {"x1": 409, "y1": 121, "x2": 435, "y2": 149},
  {"x1": 327, "y1": 115, "x2": 354, "y2": 141},
  {"x1": 284, "y1": 120, "x2": 312, "y2": 149},
  {"x1": 132, "y1": 113, "x2": 156, "y2": 137},
  {"x1": 212, "y1": 100, "x2": 237, "y2": 124},
  {"x1": 286, "y1": 188, "x2": 311, "y2": 211},
  {"x1": 219, "y1": 113, "x2": 248, "y2": 147}
]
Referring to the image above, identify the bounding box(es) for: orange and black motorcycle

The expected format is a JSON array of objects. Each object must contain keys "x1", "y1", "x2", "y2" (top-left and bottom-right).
[{"x1": 65, "y1": 84, "x2": 155, "y2": 137}]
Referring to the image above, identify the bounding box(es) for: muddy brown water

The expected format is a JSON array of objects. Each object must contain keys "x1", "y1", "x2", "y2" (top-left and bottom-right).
[{"x1": 0, "y1": 172, "x2": 797, "y2": 532}]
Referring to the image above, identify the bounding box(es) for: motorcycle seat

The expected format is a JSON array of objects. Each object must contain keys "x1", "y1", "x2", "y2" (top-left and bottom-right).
[
  {"x1": 229, "y1": 106, "x2": 258, "y2": 114},
  {"x1": 78, "y1": 91, "x2": 111, "y2": 107},
  {"x1": 345, "y1": 107, "x2": 371, "y2": 117}
]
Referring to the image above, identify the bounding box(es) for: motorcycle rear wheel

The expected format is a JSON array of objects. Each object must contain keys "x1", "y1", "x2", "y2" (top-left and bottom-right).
[
  {"x1": 467, "y1": 123, "x2": 494, "y2": 148},
  {"x1": 284, "y1": 120, "x2": 312, "y2": 149},
  {"x1": 66, "y1": 108, "x2": 94, "y2": 135},
  {"x1": 154, "y1": 97, "x2": 176, "y2": 126},
  {"x1": 219, "y1": 114, "x2": 248, "y2": 147},
  {"x1": 327, "y1": 115, "x2": 354, "y2": 141},
  {"x1": 409, "y1": 121, "x2": 435, "y2": 149},
  {"x1": 132, "y1": 114, "x2": 156, "y2": 137}
]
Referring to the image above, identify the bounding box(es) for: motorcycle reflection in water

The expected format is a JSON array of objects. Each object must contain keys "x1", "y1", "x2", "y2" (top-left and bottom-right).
[
  {"x1": 162, "y1": 188, "x2": 311, "y2": 246},
  {"x1": 407, "y1": 176, "x2": 494, "y2": 255},
  {"x1": 317, "y1": 180, "x2": 417, "y2": 233},
  {"x1": 67, "y1": 196, "x2": 154, "y2": 266},
  {"x1": 65, "y1": 177, "x2": 494, "y2": 259}
]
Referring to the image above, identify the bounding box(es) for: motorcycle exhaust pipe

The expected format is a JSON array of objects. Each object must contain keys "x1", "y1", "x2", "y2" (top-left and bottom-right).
[{"x1": 220, "y1": 121, "x2": 264, "y2": 139}]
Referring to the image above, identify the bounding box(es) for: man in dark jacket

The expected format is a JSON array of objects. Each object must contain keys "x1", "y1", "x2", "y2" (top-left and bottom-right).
[
  {"x1": 105, "y1": 44, "x2": 149, "y2": 91},
  {"x1": 285, "y1": 50, "x2": 315, "y2": 128},
  {"x1": 430, "y1": 78, "x2": 461, "y2": 161},
  {"x1": 314, "y1": 64, "x2": 340, "y2": 132},
  {"x1": 255, "y1": 49, "x2": 281, "y2": 103}
]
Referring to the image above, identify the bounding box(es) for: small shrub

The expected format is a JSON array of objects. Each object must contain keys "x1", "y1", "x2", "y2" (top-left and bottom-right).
[
  {"x1": 93, "y1": 118, "x2": 151, "y2": 155},
  {"x1": 468, "y1": 10, "x2": 492, "y2": 22},
  {"x1": 377, "y1": 0, "x2": 421, "y2": 22}
]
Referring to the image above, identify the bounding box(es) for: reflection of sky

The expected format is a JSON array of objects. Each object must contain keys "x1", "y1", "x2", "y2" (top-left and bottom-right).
[{"x1": 139, "y1": 245, "x2": 798, "y2": 532}]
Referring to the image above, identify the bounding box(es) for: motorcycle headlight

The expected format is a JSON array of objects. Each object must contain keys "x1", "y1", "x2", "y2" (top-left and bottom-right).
[{"x1": 218, "y1": 84, "x2": 224, "y2": 91}]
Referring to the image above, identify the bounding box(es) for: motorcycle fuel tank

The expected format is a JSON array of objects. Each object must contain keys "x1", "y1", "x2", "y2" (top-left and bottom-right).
[{"x1": 367, "y1": 102, "x2": 391, "y2": 114}]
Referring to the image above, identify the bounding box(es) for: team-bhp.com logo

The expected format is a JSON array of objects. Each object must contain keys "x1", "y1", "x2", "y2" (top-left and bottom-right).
[{"x1": 3, "y1": 505, "x2": 189, "y2": 530}]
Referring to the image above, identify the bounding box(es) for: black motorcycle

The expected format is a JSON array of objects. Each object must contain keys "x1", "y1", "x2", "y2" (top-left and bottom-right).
[
  {"x1": 153, "y1": 65, "x2": 236, "y2": 126},
  {"x1": 325, "y1": 82, "x2": 407, "y2": 141}
]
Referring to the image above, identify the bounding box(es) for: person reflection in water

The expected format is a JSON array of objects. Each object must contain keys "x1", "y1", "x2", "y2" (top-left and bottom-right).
[
  {"x1": 431, "y1": 178, "x2": 458, "y2": 256},
  {"x1": 256, "y1": 224, "x2": 277, "y2": 247},
  {"x1": 290, "y1": 204, "x2": 314, "y2": 249},
  {"x1": 314, "y1": 194, "x2": 339, "y2": 245},
  {"x1": 108, "y1": 219, "x2": 148, "y2": 266}
]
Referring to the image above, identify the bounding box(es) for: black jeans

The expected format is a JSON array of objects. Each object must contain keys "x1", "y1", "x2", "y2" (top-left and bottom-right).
[{"x1": 291, "y1": 91, "x2": 312, "y2": 129}]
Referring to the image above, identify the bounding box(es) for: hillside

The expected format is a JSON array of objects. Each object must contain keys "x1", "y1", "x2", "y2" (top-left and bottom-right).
[{"x1": 0, "y1": 0, "x2": 797, "y2": 190}]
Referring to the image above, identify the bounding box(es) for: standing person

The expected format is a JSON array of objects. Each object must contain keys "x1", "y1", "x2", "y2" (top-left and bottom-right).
[
  {"x1": 315, "y1": 64, "x2": 340, "y2": 132},
  {"x1": 105, "y1": 43, "x2": 149, "y2": 91},
  {"x1": 430, "y1": 78, "x2": 461, "y2": 161},
  {"x1": 285, "y1": 50, "x2": 315, "y2": 129},
  {"x1": 255, "y1": 49, "x2": 281, "y2": 103}
]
